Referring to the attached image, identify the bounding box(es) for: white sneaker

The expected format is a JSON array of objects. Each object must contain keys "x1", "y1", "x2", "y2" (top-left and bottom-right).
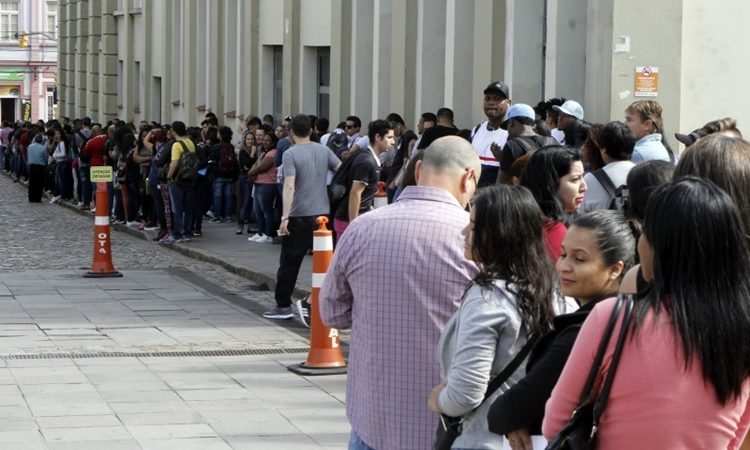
[
  {"x1": 247, "y1": 233, "x2": 263, "y2": 242},
  {"x1": 126, "y1": 221, "x2": 140, "y2": 228},
  {"x1": 257, "y1": 235, "x2": 273, "y2": 244},
  {"x1": 76, "y1": 202, "x2": 84, "y2": 208},
  {"x1": 49, "y1": 196, "x2": 61, "y2": 204}
]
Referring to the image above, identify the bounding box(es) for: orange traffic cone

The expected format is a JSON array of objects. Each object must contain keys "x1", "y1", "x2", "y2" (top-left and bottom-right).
[
  {"x1": 288, "y1": 216, "x2": 347, "y2": 376},
  {"x1": 373, "y1": 181, "x2": 387, "y2": 208},
  {"x1": 84, "y1": 182, "x2": 122, "y2": 278}
]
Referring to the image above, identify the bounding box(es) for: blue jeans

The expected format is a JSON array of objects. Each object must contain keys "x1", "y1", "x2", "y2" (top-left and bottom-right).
[
  {"x1": 237, "y1": 175, "x2": 252, "y2": 224},
  {"x1": 80, "y1": 165, "x2": 91, "y2": 207},
  {"x1": 169, "y1": 183, "x2": 194, "y2": 238},
  {"x1": 211, "y1": 177, "x2": 233, "y2": 219},
  {"x1": 55, "y1": 160, "x2": 71, "y2": 198},
  {"x1": 253, "y1": 183, "x2": 277, "y2": 236},
  {"x1": 348, "y1": 431, "x2": 377, "y2": 450}
]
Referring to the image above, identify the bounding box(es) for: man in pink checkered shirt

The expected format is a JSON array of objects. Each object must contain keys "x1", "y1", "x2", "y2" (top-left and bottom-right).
[{"x1": 321, "y1": 136, "x2": 481, "y2": 450}]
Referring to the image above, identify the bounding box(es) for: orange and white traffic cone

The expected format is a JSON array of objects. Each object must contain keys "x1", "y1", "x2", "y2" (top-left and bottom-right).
[
  {"x1": 373, "y1": 181, "x2": 388, "y2": 208},
  {"x1": 288, "y1": 216, "x2": 347, "y2": 376},
  {"x1": 84, "y1": 182, "x2": 122, "y2": 278}
]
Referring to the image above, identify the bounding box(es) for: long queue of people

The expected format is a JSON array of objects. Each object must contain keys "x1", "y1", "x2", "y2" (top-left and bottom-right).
[{"x1": 2, "y1": 81, "x2": 750, "y2": 450}]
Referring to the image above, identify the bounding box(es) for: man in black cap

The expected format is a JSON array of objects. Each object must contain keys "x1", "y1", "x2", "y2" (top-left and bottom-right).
[{"x1": 471, "y1": 81, "x2": 511, "y2": 187}]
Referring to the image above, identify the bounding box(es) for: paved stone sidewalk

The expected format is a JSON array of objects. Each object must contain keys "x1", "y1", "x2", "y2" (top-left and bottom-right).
[{"x1": 0, "y1": 269, "x2": 348, "y2": 449}]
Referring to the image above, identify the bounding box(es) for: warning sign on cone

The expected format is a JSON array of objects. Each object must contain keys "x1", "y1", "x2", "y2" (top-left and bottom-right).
[{"x1": 288, "y1": 216, "x2": 347, "y2": 376}]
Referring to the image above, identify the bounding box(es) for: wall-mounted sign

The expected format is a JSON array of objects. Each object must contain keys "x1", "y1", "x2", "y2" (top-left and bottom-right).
[
  {"x1": 22, "y1": 101, "x2": 31, "y2": 122},
  {"x1": 0, "y1": 86, "x2": 20, "y2": 97},
  {"x1": 635, "y1": 66, "x2": 659, "y2": 97},
  {"x1": 0, "y1": 71, "x2": 25, "y2": 82}
]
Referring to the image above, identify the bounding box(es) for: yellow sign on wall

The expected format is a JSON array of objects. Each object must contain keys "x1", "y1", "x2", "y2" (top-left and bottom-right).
[{"x1": 635, "y1": 66, "x2": 659, "y2": 97}]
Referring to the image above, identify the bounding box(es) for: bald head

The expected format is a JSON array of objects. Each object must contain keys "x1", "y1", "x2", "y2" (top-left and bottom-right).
[
  {"x1": 422, "y1": 136, "x2": 481, "y2": 175},
  {"x1": 416, "y1": 136, "x2": 481, "y2": 208}
]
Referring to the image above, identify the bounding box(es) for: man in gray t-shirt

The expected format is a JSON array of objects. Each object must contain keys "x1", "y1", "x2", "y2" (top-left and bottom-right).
[{"x1": 264, "y1": 115, "x2": 341, "y2": 322}]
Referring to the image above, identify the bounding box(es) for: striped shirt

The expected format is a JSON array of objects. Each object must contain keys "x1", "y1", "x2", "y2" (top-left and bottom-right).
[{"x1": 320, "y1": 186, "x2": 478, "y2": 450}]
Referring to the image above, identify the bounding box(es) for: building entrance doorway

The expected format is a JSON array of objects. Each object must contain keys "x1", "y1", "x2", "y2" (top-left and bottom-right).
[{"x1": 1, "y1": 98, "x2": 15, "y2": 122}]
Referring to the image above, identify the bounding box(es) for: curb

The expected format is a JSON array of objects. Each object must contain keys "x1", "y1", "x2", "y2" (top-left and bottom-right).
[{"x1": 5, "y1": 172, "x2": 310, "y2": 299}]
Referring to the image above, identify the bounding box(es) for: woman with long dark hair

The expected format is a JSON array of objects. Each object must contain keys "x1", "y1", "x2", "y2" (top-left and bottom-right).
[
  {"x1": 427, "y1": 185, "x2": 558, "y2": 450},
  {"x1": 488, "y1": 210, "x2": 637, "y2": 449},
  {"x1": 544, "y1": 178, "x2": 750, "y2": 449},
  {"x1": 520, "y1": 146, "x2": 587, "y2": 261}
]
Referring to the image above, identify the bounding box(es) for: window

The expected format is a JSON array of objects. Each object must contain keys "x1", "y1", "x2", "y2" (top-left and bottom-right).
[
  {"x1": 317, "y1": 48, "x2": 330, "y2": 119},
  {"x1": 273, "y1": 46, "x2": 283, "y2": 124},
  {"x1": 133, "y1": 61, "x2": 140, "y2": 113},
  {"x1": 46, "y1": 1, "x2": 57, "y2": 39},
  {"x1": 0, "y1": 1, "x2": 18, "y2": 42}
]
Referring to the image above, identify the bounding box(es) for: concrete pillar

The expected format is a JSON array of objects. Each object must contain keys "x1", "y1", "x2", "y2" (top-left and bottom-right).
[
  {"x1": 506, "y1": 0, "x2": 545, "y2": 108},
  {"x1": 86, "y1": 0, "x2": 102, "y2": 119},
  {"x1": 445, "y1": 0, "x2": 474, "y2": 128},
  {"x1": 415, "y1": 0, "x2": 445, "y2": 118},
  {"x1": 351, "y1": 0, "x2": 374, "y2": 120},
  {"x1": 329, "y1": 0, "x2": 353, "y2": 125},
  {"x1": 99, "y1": 0, "x2": 118, "y2": 122},
  {"x1": 283, "y1": 0, "x2": 301, "y2": 114},
  {"x1": 471, "y1": 0, "x2": 507, "y2": 125}
]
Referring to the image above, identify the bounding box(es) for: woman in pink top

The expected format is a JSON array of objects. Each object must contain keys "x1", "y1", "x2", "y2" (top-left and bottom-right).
[
  {"x1": 520, "y1": 146, "x2": 586, "y2": 262},
  {"x1": 247, "y1": 133, "x2": 278, "y2": 243},
  {"x1": 543, "y1": 177, "x2": 750, "y2": 449}
]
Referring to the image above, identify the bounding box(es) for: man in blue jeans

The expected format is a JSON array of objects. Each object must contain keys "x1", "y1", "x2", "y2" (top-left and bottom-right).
[
  {"x1": 164, "y1": 121, "x2": 196, "y2": 244},
  {"x1": 263, "y1": 115, "x2": 340, "y2": 322}
]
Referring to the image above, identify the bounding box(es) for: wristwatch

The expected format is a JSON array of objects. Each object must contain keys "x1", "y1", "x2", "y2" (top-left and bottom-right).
[{"x1": 281, "y1": 216, "x2": 289, "y2": 222}]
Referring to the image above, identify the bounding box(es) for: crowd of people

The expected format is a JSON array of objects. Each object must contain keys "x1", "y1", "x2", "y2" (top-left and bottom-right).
[{"x1": 2, "y1": 79, "x2": 750, "y2": 449}]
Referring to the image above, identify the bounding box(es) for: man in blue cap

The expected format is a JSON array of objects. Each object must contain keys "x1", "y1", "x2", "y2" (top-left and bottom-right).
[{"x1": 497, "y1": 103, "x2": 558, "y2": 184}]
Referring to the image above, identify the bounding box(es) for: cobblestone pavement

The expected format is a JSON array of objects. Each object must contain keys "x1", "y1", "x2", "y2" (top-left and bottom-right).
[
  {"x1": 0, "y1": 175, "x2": 350, "y2": 449},
  {"x1": 0, "y1": 174, "x2": 281, "y2": 311}
]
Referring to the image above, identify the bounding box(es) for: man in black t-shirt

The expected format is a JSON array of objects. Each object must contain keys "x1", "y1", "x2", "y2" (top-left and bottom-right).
[
  {"x1": 417, "y1": 107, "x2": 459, "y2": 150},
  {"x1": 498, "y1": 103, "x2": 558, "y2": 185},
  {"x1": 333, "y1": 119, "x2": 395, "y2": 239},
  {"x1": 385, "y1": 113, "x2": 417, "y2": 201}
]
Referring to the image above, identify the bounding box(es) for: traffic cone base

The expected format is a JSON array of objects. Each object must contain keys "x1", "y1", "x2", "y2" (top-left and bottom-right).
[
  {"x1": 287, "y1": 216, "x2": 348, "y2": 376},
  {"x1": 287, "y1": 362, "x2": 347, "y2": 376},
  {"x1": 84, "y1": 270, "x2": 123, "y2": 278}
]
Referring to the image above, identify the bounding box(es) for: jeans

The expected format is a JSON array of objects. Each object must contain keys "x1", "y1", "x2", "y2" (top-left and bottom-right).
[
  {"x1": 28, "y1": 164, "x2": 45, "y2": 202},
  {"x1": 274, "y1": 216, "x2": 317, "y2": 308},
  {"x1": 237, "y1": 175, "x2": 252, "y2": 224},
  {"x1": 150, "y1": 183, "x2": 165, "y2": 231},
  {"x1": 169, "y1": 183, "x2": 194, "y2": 239},
  {"x1": 211, "y1": 177, "x2": 233, "y2": 219},
  {"x1": 193, "y1": 175, "x2": 211, "y2": 231},
  {"x1": 253, "y1": 183, "x2": 277, "y2": 236},
  {"x1": 55, "y1": 160, "x2": 71, "y2": 198},
  {"x1": 80, "y1": 165, "x2": 91, "y2": 207},
  {"x1": 348, "y1": 431, "x2": 377, "y2": 450}
]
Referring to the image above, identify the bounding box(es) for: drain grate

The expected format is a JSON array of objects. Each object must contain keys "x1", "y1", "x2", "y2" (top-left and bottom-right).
[{"x1": 1, "y1": 347, "x2": 310, "y2": 360}]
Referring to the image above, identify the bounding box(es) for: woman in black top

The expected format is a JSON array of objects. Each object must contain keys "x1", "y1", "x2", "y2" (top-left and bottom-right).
[{"x1": 487, "y1": 210, "x2": 636, "y2": 450}]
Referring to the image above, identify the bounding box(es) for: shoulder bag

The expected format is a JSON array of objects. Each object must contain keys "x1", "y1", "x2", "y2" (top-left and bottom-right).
[
  {"x1": 544, "y1": 294, "x2": 635, "y2": 450},
  {"x1": 434, "y1": 335, "x2": 537, "y2": 450}
]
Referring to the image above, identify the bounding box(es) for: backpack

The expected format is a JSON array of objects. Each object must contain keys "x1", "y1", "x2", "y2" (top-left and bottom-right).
[
  {"x1": 75, "y1": 131, "x2": 91, "y2": 163},
  {"x1": 175, "y1": 140, "x2": 200, "y2": 186},
  {"x1": 591, "y1": 168, "x2": 629, "y2": 214},
  {"x1": 328, "y1": 149, "x2": 365, "y2": 213},
  {"x1": 217, "y1": 142, "x2": 238, "y2": 173}
]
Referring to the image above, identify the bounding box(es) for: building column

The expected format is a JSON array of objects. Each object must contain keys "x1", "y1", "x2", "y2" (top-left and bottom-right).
[
  {"x1": 99, "y1": 0, "x2": 118, "y2": 122},
  {"x1": 282, "y1": 0, "x2": 301, "y2": 114},
  {"x1": 329, "y1": 0, "x2": 353, "y2": 125}
]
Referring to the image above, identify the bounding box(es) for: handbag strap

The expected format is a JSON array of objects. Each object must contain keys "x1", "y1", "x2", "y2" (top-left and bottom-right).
[
  {"x1": 575, "y1": 295, "x2": 627, "y2": 407},
  {"x1": 592, "y1": 294, "x2": 635, "y2": 423},
  {"x1": 482, "y1": 333, "x2": 537, "y2": 403}
]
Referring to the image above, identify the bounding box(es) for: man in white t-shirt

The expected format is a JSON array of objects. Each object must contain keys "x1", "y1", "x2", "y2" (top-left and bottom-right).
[{"x1": 471, "y1": 81, "x2": 511, "y2": 187}]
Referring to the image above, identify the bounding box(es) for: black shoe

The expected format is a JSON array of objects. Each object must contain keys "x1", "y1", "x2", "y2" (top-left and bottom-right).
[
  {"x1": 295, "y1": 298, "x2": 311, "y2": 328},
  {"x1": 153, "y1": 229, "x2": 168, "y2": 241}
]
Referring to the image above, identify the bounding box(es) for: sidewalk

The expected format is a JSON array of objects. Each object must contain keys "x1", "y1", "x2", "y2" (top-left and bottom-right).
[{"x1": 0, "y1": 269, "x2": 347, "y2": 449}]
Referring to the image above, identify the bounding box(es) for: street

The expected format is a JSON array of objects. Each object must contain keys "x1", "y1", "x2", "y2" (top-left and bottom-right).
[{"x1": 0, "y1": 175, "x2": 349, "y2": 449}]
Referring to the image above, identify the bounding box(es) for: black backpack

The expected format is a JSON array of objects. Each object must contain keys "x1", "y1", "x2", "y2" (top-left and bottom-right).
[
  {"x1": 175, "y1": 141, "x2": 200, "y2": 186},
  {"x1": 328, "y1": 149, "x2": 365, "y2": 213},
  {"x1": 591, "y1": 169, "x2": 629, "y2": 214}
]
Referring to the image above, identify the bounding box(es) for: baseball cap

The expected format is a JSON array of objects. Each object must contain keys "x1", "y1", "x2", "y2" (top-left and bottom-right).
[
  {"x1": 483, "y1": 81, "x2": 510, "y2": 99},
  {"x1": 675, "y1": 129, "x2": 700, "y2": 147},
  {"x1": 552, "y1": 100, "x2": 584, "y2": 120},
  {"x1": 500, "y1": 104, "x2": 536, "y2": 130}
]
